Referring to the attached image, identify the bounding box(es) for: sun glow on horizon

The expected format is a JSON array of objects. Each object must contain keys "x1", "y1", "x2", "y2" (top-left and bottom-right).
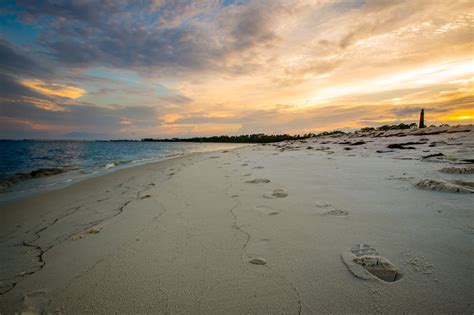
[
  {"x1": 1, "y1": 1, "x2": 473, "y2": 139},
  {"x1": 296, "y1": 59, "x2": 474, "y2": 109}
]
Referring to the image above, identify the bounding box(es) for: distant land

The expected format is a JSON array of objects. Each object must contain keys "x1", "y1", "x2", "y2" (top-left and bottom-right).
[
  {"x1": 4, "y1": 123, "x2": 460, "y2": 143},
  {"x1": 141, "y1": 122, "x2": 449, "y2": 143}
]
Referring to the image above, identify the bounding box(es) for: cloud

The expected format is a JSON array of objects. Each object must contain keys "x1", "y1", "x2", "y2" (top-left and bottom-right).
[
  {"x1": 20, "y1": 79, "x2": 85, "y2": 99},
  {"x1": 1, "y1": 0, "x2": 473, "y2": 139},
  {"x1": 0, "y1": 73, "x2": 41, "y2": 98},
  {"x1": 0, "y1": 96, "x2": 159, "y2": 139},
  {"x1": 0, "y1": 39, "x2": 51, "y2": 78},
  {"x1": 10, "y1": 0, "x2": 285, "y2": 76}
]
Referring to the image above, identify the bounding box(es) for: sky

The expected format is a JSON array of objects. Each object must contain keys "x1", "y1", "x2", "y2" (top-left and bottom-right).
[{"x1": 0, "y1": 0, "x2": 473, "y2": 139}]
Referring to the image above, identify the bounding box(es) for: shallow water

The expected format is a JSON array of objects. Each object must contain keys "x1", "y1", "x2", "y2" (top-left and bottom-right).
[{"x1": 0, "y1": 140, "x2": 245, "y2": 201}]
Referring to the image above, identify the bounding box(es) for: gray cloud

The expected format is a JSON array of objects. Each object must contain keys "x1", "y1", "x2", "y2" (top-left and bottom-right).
[
  {"x1": 0, "y1": 97, "x2": 159, "y2": 139},
  {"x1": 12, "y1": 0, "x2": 282, "y2": 76},
  {"x1": 0, "y1": 39, "x2": 51, "y2": 78},
  {"x1": 0, "y1": 73, "x2": 41, "y2": 99}
]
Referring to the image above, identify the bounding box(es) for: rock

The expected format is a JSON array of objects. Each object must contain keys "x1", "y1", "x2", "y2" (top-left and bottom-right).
[
  {"x1": 453, "y1": 180, "x2": 474, "y2": 188},
  {"x1": 249, "y1": 257, "x2": 266, "y2": 265},
  {"x1": 440, "y1": 166, "x2": 474, "y2": 174},
  {"x1": 415, "y1": 179, "x2": 473, "y2": 193},
  {"x1": 422, "y1": 153, "x2": 444, "y2": 159},
  {"x1": 30, "y1": 168, "x2": 65, "y2": 178},
  {"x1": 350, "y1": 141, "x2": 366, "y2": 146}
]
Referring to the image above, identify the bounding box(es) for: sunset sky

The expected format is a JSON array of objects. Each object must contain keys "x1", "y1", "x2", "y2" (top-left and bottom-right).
[{"x1": 1, "y1": 0, "x2": 473, "y2": 139}]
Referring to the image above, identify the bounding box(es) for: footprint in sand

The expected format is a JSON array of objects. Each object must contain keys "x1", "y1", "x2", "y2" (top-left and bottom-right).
[
  {"x1": 341, "y1": 244, "x2": 399, "y2": 282},
  {"x1": 255, "y1": 205, "x2": 280, "y2": 216},
  {"x1": 21, "y1": 290, "x2": 49, "y2": 314},
  {"x1": 323, "y1": 209, "x2": 349, "y2": 216},
  {"x1": 245, "y1": 178, "x2": 271, "y2": 184},
  {"x1": 316, "y1": 202, "x2": 349, "y2": 217},
  {"x1": 400, "y1": 249, "x2": 434, "y2": 275},
  {"x1": 263, "y1": 189, "x2": 288, "y2": 199}
]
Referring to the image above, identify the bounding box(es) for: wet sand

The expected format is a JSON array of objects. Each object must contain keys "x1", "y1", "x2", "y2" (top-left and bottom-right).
[{"x1": 0, "y1": 125, "x2": 473, "y2": 314}]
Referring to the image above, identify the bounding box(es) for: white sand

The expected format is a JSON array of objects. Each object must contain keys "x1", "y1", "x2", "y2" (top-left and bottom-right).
[{"x1": 0, "y1": 126, "x2": 473, "y2": 314}]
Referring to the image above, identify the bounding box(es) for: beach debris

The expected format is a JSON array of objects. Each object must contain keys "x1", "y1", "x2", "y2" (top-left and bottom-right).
[
  {"x1": 350, "y1": 141, "x2": 366, "y2": 146},
  {"x1": 387, "y1": 142, "x2": 426, "y2": 149},
  {"x1": 71, "y1": 234, "x2": 84, "y2": 240},
  {"x1": 249, "y1": 257, "x2": 267, "y2": 265},
  {"x1": 415, "y1": 179, "x2": 473, "y2": 193},
  {"x1": 422, "y1": 153, "x2": 444, "y2": 159},
  {"x1": 245, "y1": 178, "x2": 271, "y2": 184},
  {"x1": 341, "y1": 244, "x2": 399, "y2": 282},
  {"x1": 140, "y1": 194, "x2": 151, "y2": 199},
  {"x1": 86, "y1": 227, "x2": 101, "y2": 234}
]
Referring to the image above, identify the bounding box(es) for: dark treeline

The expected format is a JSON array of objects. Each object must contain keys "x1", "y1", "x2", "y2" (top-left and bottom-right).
[
  {"x1": 142, "y1": 133, "x2": 316, "y2": 143},
  {"x1": 138, "y1": 123, "x2": 453, "y2": 144}
]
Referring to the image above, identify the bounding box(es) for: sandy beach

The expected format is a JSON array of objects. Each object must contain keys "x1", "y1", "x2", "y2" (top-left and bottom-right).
[{"x1": 0, "y1": 125, "x2": 473, "y2": 314}]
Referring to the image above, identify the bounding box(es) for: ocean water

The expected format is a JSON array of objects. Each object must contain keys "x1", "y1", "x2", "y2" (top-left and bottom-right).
[{"x1": 0, "y1": 140, "x2": 246, "y2": 201}]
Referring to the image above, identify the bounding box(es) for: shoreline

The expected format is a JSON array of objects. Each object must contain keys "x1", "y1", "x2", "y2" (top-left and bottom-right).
[
  {"x1": 0, "y1": 144, "x2": 250, "y2": 204},
  {"x1": 0, "y1": 126, "x2": 472, "y2": 313}
]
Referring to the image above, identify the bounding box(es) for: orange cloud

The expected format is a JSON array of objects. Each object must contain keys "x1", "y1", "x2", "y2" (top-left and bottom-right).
[
  {"x1": 162, "y1": 113, "x2": 184, "y2": 124},
  {"x1": 21, "y1": 79, "x2": 86, "y2": 99}
]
